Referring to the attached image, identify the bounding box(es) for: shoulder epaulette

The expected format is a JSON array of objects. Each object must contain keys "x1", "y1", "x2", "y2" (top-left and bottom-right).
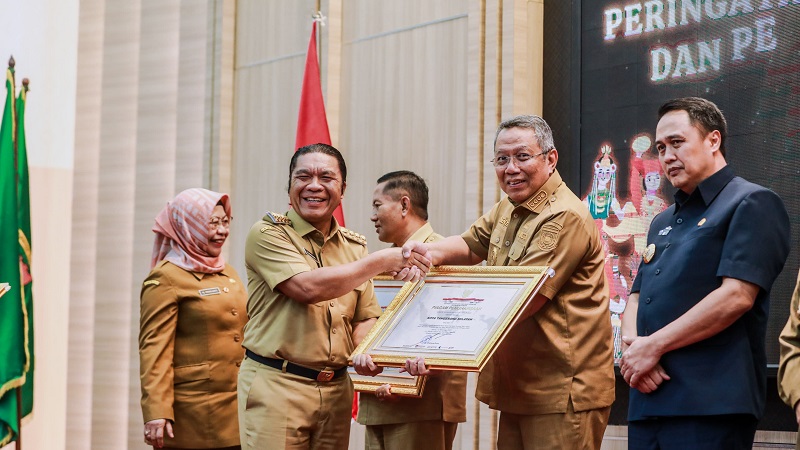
[
  {"x1": 340, "y1": 227, "x2": 367, "y2": 246},
  {"x1": 265, "y1": 211, "x2": 292, "y2": 226}
]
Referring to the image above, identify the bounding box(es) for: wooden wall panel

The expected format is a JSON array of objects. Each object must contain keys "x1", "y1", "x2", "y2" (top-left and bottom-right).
[
  {"x1": 212, "y1": 0, "x2": 237, "y2": 197},
  {"x1": 229, "y1": 59, "x2": 306, "y2": 276},
  {"x1": 91, "y1": 0, "x2": 141, "y2": 447},
  {"x1": 229, "y1": 0, "x2": 319, "y2": 276},
  {"x1": 128, "y1": 0, "x2": 182, "y2": 448},
  {"x1": 340, "y1": 5, "x2": 469, "y2": 247},
  {"x1": 66, "y1": 0, "x2": 104, "y2": 447},
  {"x1": 176, "y1": 0, "x2": 211, "y2": 190}
]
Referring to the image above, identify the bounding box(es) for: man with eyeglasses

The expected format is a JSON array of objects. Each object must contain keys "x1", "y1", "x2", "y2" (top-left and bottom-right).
[{"x1": 363, "y1": 115, "x2": 615, "y2": 449}]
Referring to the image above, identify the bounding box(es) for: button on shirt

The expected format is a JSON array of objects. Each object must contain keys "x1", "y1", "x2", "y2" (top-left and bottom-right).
[
  {"x1": 630, "y1": 166, "x2": 790, "y2": 420},
  {"x1": 242, "y1": 209, "x2": 382, "y2": 370}
]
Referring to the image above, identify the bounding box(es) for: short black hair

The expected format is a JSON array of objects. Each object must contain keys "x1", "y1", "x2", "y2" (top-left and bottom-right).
[
  {"x1": 288, "y1": 143, "x2": 347, "y2": 192},
  {"x1": 658, "y1": 97, "x2": 728, "y2": 157},
  {"x1": 377, "y1": 170, "x2": 429, "y2": 220}
]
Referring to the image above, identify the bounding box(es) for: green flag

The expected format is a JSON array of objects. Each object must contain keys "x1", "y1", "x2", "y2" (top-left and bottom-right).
[
  {"x1": 0, "y1": 59, "x2": 26, "y2": 447},
  {"x1": 16, "y1": 78, "x2": 33, "y2": 422}
]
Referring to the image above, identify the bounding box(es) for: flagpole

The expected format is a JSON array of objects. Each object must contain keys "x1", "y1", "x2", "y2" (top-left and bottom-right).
[
  {"x1": 9, "y1": 57, "x2": 16, "y2": 198},
  {"x1": 9, "y1": 55, "x2": 22, "y2": 450},
  {"x1": 313, "y1": 4, "x2": 323, "y2": 80},
  {"x1": 15, "y1": 388, "x2": 21, "y2": 450}
]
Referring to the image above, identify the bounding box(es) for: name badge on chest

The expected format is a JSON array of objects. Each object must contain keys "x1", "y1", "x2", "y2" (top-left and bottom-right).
[{"x1": 199, "y1": 287, "x2": 222, "y2": 296}]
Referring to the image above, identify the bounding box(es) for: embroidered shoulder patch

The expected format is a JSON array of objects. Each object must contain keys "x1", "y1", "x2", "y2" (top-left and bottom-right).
[
  {"x1": 340, "y1": 228, "x2": 367, "y2": 246},
  {"x1": 265, "y1": 211, "x2": 292, "y2": 225},
  {"x1": 536, "y1": 222, "x2": 562, "y2": 251},
  {"x1": 525, "y1": 191, "x2": 548, "y2": 210}
]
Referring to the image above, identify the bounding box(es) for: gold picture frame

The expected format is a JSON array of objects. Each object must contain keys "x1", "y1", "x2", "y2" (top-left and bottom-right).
[
  {"x1": 351, "y1": 265, "x2": 553, "y2": 372},
  {"x1": 348, "y1": 366, "x2": 428, "y2": 397},
  {"x1": 350, "y1": 275, "x2": 428, "y2": 397}
]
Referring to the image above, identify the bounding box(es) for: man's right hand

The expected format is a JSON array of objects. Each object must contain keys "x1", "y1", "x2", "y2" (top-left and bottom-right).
[
  {"x1": 622, "y1": 363, "x2": 670, "y2": 394},
  {"x1": 353, "y1": 353, "x2": 383, "y2": 377},
  {"x1": 402, "y1": 241, "x2": 432, "y2": 265},
  {"x1": 393, "y1": 241, "x2": 432, "y2": 281},
  {"x1": 144, "y1": 418, "x2": 174, "y2": 448}
]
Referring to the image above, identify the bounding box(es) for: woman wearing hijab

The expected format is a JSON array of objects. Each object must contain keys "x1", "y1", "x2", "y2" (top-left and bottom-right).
[{"x1": 139, "y1": 188, "x2": 247, "y2": 450}]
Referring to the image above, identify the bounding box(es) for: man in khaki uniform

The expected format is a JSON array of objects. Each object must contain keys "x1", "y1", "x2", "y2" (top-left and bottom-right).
[
  {"x1": 238, "y1": 144, "x2": 428, "y2": 450},
  {"x1": 393, "y1": 116, "x2": 615, "y2": 449},
  {"x1": 778, "y1": 269, "x2": 800, "y2": 449},
  {"x1": 356, "y1": 171, "x2": 467, "y2": 450}
]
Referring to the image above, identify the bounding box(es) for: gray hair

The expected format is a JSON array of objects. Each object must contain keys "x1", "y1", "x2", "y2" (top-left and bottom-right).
[{"x1": 493, "y1": 115, "x2": 555, "y2": 153}]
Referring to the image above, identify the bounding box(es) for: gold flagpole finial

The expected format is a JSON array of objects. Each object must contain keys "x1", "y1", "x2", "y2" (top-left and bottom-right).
[{"x1": 8, "y1": 55, "x2": 15, "y2": 69}]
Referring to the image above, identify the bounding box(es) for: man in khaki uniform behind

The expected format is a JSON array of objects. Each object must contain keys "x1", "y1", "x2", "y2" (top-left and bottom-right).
[
  {"x1": 779, "y1": 269, "x2": 800, "y2": 450},
  {"x1": 355, "y1": 170, "x2": 467, "y2": 450},
  {"x1": 238, "y1": 144, "x2": 428, "y2": 450},
  {"x1": 363, "y1": 116, "x2": 616, "y2": 450}
]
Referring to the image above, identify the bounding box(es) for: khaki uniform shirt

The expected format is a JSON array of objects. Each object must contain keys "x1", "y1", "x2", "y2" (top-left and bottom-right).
[
  {"x1": 358, "y1": 223, "x2": 468, "y2": 425},
  {"x1": 778, "y1": 269, "x2": 800, "y2": 414},
  {"x1": 139, "y1": 261, "x2": 247, "y2": 448},
  {"x1": 242, "y1": 209, "x2": 382, "y2": 370},
  {"x1": 461, "y1": 170, "x2": 615, "y2": 415}
]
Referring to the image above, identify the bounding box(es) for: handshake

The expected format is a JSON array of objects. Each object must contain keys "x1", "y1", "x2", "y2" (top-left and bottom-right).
[{"x1": 387, "y1": 241, "x2": 434, "y2": 283}]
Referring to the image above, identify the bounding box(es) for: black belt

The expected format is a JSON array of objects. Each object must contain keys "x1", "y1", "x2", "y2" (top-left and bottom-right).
[{"x1": 245, "y1": 349, "x2": 347, "y2": 382}]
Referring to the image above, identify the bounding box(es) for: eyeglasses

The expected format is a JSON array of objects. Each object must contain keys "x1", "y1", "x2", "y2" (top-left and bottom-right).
[
  {"x1": 208, "y1": 216, "x2": 231, "y2": 231},
  {"x1": 491, "y1": 150, "x2": 550, "y2": 167}
]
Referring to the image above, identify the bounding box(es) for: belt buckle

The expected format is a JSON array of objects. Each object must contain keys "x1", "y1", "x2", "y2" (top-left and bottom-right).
[{"x1": 316, "y1": 370, "x2": 334, "y2": 382}]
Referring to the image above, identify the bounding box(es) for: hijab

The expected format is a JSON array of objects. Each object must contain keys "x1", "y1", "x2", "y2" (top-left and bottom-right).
[{"x1": 150, "y1": 188, "x2": 232, "y2": 273}]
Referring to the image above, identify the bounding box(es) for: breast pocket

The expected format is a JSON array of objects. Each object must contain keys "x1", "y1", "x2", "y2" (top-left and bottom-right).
[
  {"x1": 683, "y1": 225, "x2": 718, "y2": 243},
  {"x1": 337, "y1": 282, "x2": 366, "y2": 322},
  {"x1": 678, "y1": 225, "x2": 722, "y2": 268},
  {"x1": 487, "y1": 228, "x2": 506, "y2": 264}
]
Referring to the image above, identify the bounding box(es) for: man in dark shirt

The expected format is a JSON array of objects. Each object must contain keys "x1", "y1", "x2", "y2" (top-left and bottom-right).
[{"x1": 620, "y1": 97, "x2": 791, "y2": 449}]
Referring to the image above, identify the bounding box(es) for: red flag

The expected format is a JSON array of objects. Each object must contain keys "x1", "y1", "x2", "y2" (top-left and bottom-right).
[{"x1": 295, "y1": 20, "x2": 345, "y2": 226}]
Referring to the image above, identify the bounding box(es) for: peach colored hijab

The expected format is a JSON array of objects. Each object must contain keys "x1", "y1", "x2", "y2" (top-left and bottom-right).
[{"x1": 150, "y1": 188, "x2": 231, "y2": 273}]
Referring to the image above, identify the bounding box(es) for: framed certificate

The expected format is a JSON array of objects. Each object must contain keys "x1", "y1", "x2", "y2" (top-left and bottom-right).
[
  {"x1": 351, "y1": 265, "x2": 553, "y2": 372},
  {"x1": 372, "y1": 275, "x2": 406, "y2": 309},
  {"x1": 350, "y1": 276, "x2": 428, "y2": 397}
]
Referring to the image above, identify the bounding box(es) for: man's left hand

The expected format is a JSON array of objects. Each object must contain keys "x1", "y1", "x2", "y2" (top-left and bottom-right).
[
  {"x1": 795, "y1": 400, "x2": 800, "y2": 426},
  {"x1": 374, "y1": 384, "x2": 398, "y2": 402},
  {"x1": 404, "y1": 356, "x2": 432, "y2": 376}
]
